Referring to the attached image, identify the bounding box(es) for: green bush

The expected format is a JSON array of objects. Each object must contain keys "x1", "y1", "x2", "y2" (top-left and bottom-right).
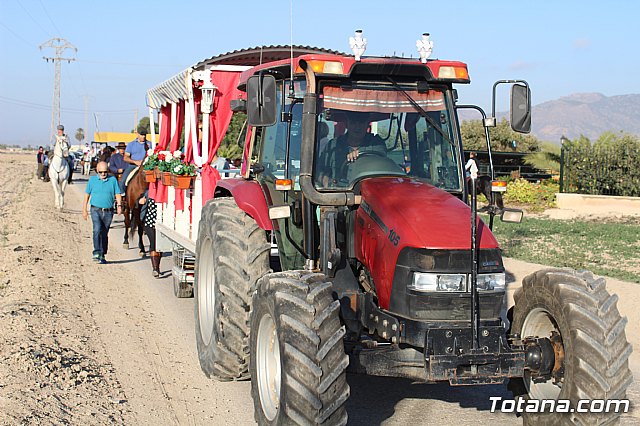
[
  {"x1": 563, "y1": 133, "x2": 640, "y2": 196},
  {"x1": 504, "y1": 178, "x2": 558, "y2": 212}
]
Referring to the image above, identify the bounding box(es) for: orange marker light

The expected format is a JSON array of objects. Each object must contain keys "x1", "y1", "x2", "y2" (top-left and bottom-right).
[
  {"x1": 275, "y1": 179, "x2": 293, "y2": 191},
  {"x1": 438, "y1": 65, "x2": 469, "y2": 81},
  {"x1": 295, "y1": 60, "x2": 344, "y2": 75},
  {"x1": 491, "y1": 180, "x2": 508, "y2": 192}
]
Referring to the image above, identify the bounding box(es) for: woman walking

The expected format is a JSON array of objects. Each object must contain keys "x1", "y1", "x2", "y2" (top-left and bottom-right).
[{"x1": 138, "y1": 190, "x2": 161, "y2": 277}]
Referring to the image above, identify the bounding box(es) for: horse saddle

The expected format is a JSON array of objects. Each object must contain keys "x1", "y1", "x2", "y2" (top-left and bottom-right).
[{"x1": 125, "y1": 167, "x2": 140, "y2": 187}]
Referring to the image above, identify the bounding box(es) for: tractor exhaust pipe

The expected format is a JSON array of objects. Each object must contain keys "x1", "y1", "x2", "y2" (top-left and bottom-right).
[
  {"x1": 298, "y1": 60, "x2": 357, "y2": 207},
  {"x1": 470, "y1": 174, "x2": 480, "y2": 351}
]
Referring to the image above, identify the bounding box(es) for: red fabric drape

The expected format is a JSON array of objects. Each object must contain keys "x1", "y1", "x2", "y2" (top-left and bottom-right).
[
  {"x1": 149, "y1": 105, "x2": 172, "y2": 202},
  {"x1": 169, "y1": 101, "x2": 186, "y2": 211},
  {"x1": 155, "y1": 105, "x2": 171, "y2": 152},
  {"x1": 201, "y1": 71, "x2": 241, "y2": 205},
  {"x1": 169, "y1": 101, "x2": 185, "y2": 152}
]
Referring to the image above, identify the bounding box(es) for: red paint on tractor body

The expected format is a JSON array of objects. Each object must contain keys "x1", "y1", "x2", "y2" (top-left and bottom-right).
[
  {"x1": 355, "y1": 177, "x2": 499, "y2": 309},
  {"x1": 216, "y1": 179, "x2": 272, "y2": 230}
]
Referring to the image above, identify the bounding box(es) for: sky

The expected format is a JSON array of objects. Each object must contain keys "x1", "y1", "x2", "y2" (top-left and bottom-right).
[{"x1": 1, "y1": 0, "x2": 639, "y2": 146}]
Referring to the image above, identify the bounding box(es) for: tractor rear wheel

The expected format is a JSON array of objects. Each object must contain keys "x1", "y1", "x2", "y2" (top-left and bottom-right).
[
  {"x1": 249, "y1": 271, "x2": 350, "y2": 425},
  {"x1": 510, "y1": 268, "x2": 633, "y2": 425},
  {"x1": 194, "y1": 197, "x2": 270, "y2": 381}
]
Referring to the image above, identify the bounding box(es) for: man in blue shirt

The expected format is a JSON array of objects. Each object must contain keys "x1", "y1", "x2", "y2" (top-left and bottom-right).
[
  {"x1": 119, "y1": 128, "x2": 149, "y2": 194},
  {"x1": 82, "y1": 161, "x2": 123, "y2": 263},
  {"x1": 109, "y1": 142, "x2": 128, "y2": 180}
]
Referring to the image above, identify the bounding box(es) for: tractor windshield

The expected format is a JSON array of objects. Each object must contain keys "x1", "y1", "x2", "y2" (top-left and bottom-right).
[{"x1": 314, "y1": 82, "x2": 462, "y2": 192}]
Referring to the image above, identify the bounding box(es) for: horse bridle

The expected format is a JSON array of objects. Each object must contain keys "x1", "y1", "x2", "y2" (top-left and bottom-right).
[{"x1": 50, "y1": 139, "x2": 70, "y2": 174}]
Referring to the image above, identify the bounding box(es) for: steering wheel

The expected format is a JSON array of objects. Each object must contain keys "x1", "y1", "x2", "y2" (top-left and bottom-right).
[{"x1": 338, "y1": 150, "x2": 387, "y2": 178}]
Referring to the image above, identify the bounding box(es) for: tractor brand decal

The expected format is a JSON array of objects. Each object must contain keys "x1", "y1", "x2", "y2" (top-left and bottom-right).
[
  {"x1": 388, "y1": 229, "x2": 400, "y2": 246},
  {"x1": 360, "y1": 201, "x2": 398, "y2": 246}
]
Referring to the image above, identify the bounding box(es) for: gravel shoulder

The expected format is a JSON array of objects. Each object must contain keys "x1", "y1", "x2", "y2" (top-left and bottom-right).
[{"x1": 1, "y1": 151, "x2": 638, "y2": 425}]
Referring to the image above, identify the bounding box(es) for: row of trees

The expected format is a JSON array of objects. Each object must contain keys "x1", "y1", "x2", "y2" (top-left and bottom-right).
[{"x1": 562, "y1": 132, "x2": 640, "y2": 196}]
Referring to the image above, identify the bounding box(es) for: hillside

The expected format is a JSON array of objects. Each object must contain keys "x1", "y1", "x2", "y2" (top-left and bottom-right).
[
  {"x1": 530, "y1": 93, "x2": 640, "y2": 142},
  {"x1": 460, "y1": 93, "x2": 640, "y2": 143}
]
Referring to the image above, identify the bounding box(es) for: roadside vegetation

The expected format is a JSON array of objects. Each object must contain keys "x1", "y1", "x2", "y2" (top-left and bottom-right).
[{"x1": 488, "y1": 215, "x2": 640, "y2": 283}]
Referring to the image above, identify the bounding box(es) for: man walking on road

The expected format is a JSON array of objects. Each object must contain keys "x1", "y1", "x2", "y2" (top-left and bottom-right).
[{"x1": 82, "y1": 161, "x2": 122, "y2": 264}]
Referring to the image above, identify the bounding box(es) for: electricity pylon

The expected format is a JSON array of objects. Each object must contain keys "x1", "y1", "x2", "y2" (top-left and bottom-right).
[{"x1": 40, "y1": 38, "x2": 77, "y2": 144}]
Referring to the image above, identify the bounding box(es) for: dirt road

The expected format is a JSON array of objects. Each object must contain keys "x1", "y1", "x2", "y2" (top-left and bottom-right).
[{"x1": 1, "y1": 151, "x2": 638, "y2": 425}]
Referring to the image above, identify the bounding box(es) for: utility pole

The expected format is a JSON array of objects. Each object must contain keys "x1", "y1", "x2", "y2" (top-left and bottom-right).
[{"x1": 40, "y1": 37, "x2": 77, "y2": 144}]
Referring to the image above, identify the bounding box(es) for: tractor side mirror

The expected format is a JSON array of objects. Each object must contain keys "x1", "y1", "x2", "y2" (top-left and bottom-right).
[
  {"x1": 500, "y1": 208, "x2": 523, "y2": 223},
  {"x1": 247, "y1": 74, "x2": 277, "y2": 127},
  {"x1": 510, "y1": 83, "x2": 531, "y2": 134}
]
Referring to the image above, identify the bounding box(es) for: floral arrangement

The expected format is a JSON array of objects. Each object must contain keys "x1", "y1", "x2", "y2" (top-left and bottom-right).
[
  {"x1": 170, "y1": 151, "x2": 197, "y2": 176},
  {"x1": 156, "y1": 150, "x2": 178, "y2": 172},
  {"x1": 172, "y1": 161, "x2": 197, "y2": 176},
  {"x1": 143, "y1": 149, "x2": 160, "y2": 170}
]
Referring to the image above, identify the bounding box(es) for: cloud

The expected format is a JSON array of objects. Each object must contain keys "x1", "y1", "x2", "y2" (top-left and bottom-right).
[
  {"x1": 573, "y1": 38, "x2": 591, "y2": 49},
  {"x1": 509, "y1": 61, "x2": 537, "y2": 71}
]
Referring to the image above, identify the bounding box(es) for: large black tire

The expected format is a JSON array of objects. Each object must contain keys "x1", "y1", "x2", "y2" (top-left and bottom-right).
[
  {"x1": 194, "y1": 197, "x2": 270, "y2": 380},
  {"x1": 510, "y1": 268, "x2": 633, "y2": 425},
  {"x1": 249, "y1": 271, "x2": 350, "y2": 425}
]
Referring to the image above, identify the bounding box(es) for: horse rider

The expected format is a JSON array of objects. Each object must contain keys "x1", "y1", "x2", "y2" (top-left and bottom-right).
[
  {"x1": 119, "y1": 127, "x2": 149, "y2": 196},
  {"x1": 109, "y1": 142, "x2": 127, "y2": 181},
  {"x1": 55, "y1": 125, "x2": 74, "y2": 184}
]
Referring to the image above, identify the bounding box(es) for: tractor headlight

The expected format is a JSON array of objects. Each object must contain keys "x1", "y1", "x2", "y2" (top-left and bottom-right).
[
  {"x1": 476, "y1": 273, "x2": 506, "y2": 291},
  {"x1": 409, "y1": 272, "x2": 505, "y2": 292},
  {"x1": 410, "y1": 273, "x2": 466, "y2": 292}
]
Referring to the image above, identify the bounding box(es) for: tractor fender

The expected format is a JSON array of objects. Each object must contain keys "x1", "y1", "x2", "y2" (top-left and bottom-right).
[{"x1": 215, "y1": 179, "x2": 272, "y2": 230}]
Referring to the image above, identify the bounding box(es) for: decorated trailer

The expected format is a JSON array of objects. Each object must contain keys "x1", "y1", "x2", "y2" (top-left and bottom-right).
[
  {"x1": 147, "y1": 39, "x2": 631, "y2": 425},
  {"x1": 145, "y1": 46, "x2": 341, "y2": 296}
]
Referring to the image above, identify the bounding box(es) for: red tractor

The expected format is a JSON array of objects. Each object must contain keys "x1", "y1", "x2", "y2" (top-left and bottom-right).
[{"x1": 193, "y1": 47, "x2": 632, "y2": 425}]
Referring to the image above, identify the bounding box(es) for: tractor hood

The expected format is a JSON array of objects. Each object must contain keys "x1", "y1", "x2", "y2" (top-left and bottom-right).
[{"x1": 358, "y1": 177, "x2": 499, "y2": 250}]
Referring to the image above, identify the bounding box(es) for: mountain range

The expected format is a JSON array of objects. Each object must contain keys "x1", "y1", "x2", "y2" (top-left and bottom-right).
[
  {"x1": 461, "y1": 93, "x2": 640, "y2": 143},
  {"x1": 528, "y1": 93, "x2": 640, "y2": 143}
]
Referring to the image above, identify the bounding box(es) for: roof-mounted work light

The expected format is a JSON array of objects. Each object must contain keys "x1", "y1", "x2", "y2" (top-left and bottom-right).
[
  {"x1": 416, "y1": 33, "x2": 433, "y2": 63},
  {"x1": 349, "y1": 29, "x2": 367, "y2": 61}
]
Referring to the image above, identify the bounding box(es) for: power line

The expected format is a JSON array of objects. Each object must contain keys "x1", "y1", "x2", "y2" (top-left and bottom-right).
[
  {"x1": 0, "y1": 21, "x2": 37, "y2": 48},
  {"x1": 37, "y1": 0, "x2": 63, "y2": 37},
  {"x1": 14, "y1": 0, "x2": 50, "y2": 38},
  {"x1": 0, "y1": 95, "x2": 138, "y2": 114},
  {"x1": 75, "y1": 58, "x2": 183, "y2": 68}
]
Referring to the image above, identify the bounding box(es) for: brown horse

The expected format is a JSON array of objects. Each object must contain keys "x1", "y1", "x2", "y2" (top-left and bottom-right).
[
  {"x1": 122, "y1": 165, "x2": 149, "y2": 255},
  {"x1": 468, "y1": 175, "x2": 504, "y2": 212}
]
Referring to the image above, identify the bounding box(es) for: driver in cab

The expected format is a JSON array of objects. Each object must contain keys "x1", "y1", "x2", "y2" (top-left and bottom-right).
[{"x1": 318, "y1": 111, "x2": 386, "y2": 186}]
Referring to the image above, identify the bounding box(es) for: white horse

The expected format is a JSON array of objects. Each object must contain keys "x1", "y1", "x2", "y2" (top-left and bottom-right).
[{"x1": 48, "y1": 136, "x2": 70, "y2": 210}]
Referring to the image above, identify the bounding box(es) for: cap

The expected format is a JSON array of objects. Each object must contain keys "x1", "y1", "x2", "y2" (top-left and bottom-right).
[
  {"x1": 116, "y1": 142, "x2": 127, "y2": 149},
  {"x1": 137, "y1": 126, "x2": 147, "y2": 135},
  {"x1": 57, "y1": 125, "x2": 64, "y2": 130}
]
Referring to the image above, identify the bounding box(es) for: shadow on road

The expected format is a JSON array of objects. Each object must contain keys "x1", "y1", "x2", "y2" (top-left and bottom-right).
[{"x1": 346, "y1": 374, "x2": 512, "y2": 425}]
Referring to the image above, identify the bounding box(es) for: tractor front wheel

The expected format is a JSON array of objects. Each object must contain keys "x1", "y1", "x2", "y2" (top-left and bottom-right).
[
  {"x1": 249, "y1": 271, "x2": 350, "y2": 425},
  {"x1": 194, "y1": 197, "x2": 270, "y2": 381},
  {"x1": 510, "y1": 268, "x2": 633, "y2": 425}
]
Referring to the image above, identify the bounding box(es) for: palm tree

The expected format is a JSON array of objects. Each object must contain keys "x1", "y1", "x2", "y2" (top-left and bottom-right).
[
  {"x1": 75, "y1": 128, "x2": 85, "y2": 146},
  {"x1": 523, "y1": 141, "x2": 561, "y2": 175}
]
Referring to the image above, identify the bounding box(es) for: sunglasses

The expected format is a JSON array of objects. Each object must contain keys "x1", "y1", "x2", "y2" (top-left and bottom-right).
[{"x1": 97, "y1": 171, "x2": 108, "y2": 174}]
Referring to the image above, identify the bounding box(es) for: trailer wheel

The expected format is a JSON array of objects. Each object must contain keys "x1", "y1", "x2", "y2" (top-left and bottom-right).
[
  {"x1": 250, "y1": 271, "x2": 350, "y2": 425},
  {"x1": 510, "y1": 268, "x2": 633, "y2": 425},
  {"x1": 194, "y1": 197, "x2": 270, "y2": 381}
]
